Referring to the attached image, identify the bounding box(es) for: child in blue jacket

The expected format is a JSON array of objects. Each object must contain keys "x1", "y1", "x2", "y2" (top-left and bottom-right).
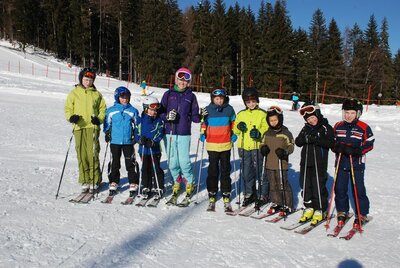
[
  {"x1": 103, "y1": 87, "x2": 140, "y2": 196},
  {"x1": 138, "y1": 96, "x2": 165, "y2": 199}
]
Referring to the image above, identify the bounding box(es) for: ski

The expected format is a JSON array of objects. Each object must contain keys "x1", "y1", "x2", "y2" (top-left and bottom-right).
[
  {"x1": 339, "y1": 216, "x2": 372, "y2": 241},
  {"x1": 294, "y1": 214, "x2": 335, "y2": 235},
  {"x1": 239, "y1": 202, "x2": 270, "y2": 217},
  {"x1": 78, "y1": 193, "x2": 94, "y2": 203},
  {"x1": 226, "y1": 206, "x2": 248, "y2": 216},
  {"x1": 135, "y1": 197, "x2": 150, "y2": 207},
  {"x1": 69, "y1": 192, "x2": 88, "y2": 203},
  {"x1": 224, "y1": 203, "x2": 233, "y2": 213},
  {"x1": 101, "y1": 190, "x2": 117, "y2": 204},
  {"x1": 265, "y1": 209, "x2": 301, "y2": 223},
  {"x1": 177, "y1": 196, "x2": 191, "y2": 207},
  {"x1": 121, "y1": 191, "x2": 138, "y2": 205},
  {"x1": 166, "y1": 194, "x2": 179, "y2": 206},
  {"x1": 280, "y1": 219, "x2": 311, "y2": 231},
  {"x1": 147, "y1": 197, "x2": 161, "y2": 207},
  {"x1": 206, "y1": 202, "x2": 216, "y2": 212},
  {"x1": 327, "y1": 212, "x2": 354, "y2": 237}
]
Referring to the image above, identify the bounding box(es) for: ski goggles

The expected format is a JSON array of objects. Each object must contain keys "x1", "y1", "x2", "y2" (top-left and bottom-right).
[
  {"x1": 212, "y1": 88, "x2": 226, "y2": 96},
  {"x1": 148, "y1": 103, "x2": 160, "y2": 110},
  {"x1": 299, "y1": 105, "x2": 317, "y2": 116},
  {"x1": 176, "y1": 71, "x2": 192, "y2": 81},
  {"x1": 267, "y1": 106, "x2": 282, "y2": 114},
  {"x1": 83, "y1": 71, "x2": 95, "y2": 79},
  {"x1": 119, "y1": 92, "x2": 130, "y2": 99}
]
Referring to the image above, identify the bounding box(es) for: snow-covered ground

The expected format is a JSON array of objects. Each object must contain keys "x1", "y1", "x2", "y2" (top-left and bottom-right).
[{"x1": 0, "y1": 41, "x2": 399, "y2": 267}]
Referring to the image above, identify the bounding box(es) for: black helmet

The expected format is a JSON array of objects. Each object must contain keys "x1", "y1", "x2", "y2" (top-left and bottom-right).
[
  {"x1": 242, "y1": 87, "x2": 259, "y2": 104},
  {"x1": 210, "y1": 88, "x2": 227, "y2": 103},
  {"x1": 342, "y1": 98, "x2": 363, "y2": 119},
  {"x1": 79, "y1": 67, "x2": 96, "y2": 85},
  {"x1": 299, "y1": 100, "x2": 322, "y2": 121}
]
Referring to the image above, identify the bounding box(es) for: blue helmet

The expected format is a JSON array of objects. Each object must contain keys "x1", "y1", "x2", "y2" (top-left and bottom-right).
[{"x1": 114, "y1": 86, "x2": 131, "y2": 103}]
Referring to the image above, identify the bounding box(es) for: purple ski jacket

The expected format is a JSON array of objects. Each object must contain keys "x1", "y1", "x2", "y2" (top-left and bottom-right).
[{"x1": 160, "y1": 87, "x2": 201, "y2": 135}]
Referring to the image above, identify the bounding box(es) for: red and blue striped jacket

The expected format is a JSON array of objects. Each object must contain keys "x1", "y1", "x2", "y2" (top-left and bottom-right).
[{"x1": 333, "y1": 120, "x2": 374, "y2": 169}]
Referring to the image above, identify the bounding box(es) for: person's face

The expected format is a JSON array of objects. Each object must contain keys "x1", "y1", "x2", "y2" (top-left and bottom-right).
[
  {"x1": 306, "y1": 115, "x2": 318, "y2": 126},
  {"x1": 82, "y1": 77, "x2": 93, "y2": 88},
  {"x1": 119, "y1": 96, "x2": 129, "y2": 105},
  {"x1": 245, "y1": 100, "x2": 258, "y2": 110},
  {"x1": 344, "y1": 110, "x2": 357, "y2": 123},
  {"x1": 176, "y1": 78, "x2": 189, "y2": 90},
  {"x1": 269, "y1": 115, "x2": 279, "y2": 128},
  {"x1": 213, "y1": 96, "x2": 224, "y2": 106},
  {"x1": 147, "y1": 107, "x2": 158, "y2": 117}
]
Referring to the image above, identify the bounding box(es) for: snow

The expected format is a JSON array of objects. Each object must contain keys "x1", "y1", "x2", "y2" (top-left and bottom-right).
[{"x1": 0, "y1": 40, "x2": 399, "y2": 267}]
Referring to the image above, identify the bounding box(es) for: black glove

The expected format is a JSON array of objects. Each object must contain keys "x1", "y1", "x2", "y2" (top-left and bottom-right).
[
  {"x1": 166, "y1": 109, "x2": 177, "y2": 121},
  {"x1": 69, "y1": 114, "x2": 80, "y2": 124},
  {"x1": 237, "y1": 122, "x2": 247, "y2": 132},
  {"x1": 250, "y1": 128, "x2": 261, "y2": 139},
  {"x1": 105, "y1": 131, "x2": 111, "y2": 142},
  {"x1": 145, "y1": 139, "x2": 154, "y2": 148},
  {"x1": 200, "y1": 107, "x2": 208, "y2": 117},
  {"x1": 306, "y1": 134, "x2": 317, "y2": 144},
  {"x1": 139, "y1": 136, "x2": 147, "y2": 145},
  {"x1": 344, "y1": 145, "x2": 362, "y2": 156},
  {"x1": 260, "y1": 145, "x2": 270, "y2": 157},
  {"x1": 275, "y1": 148, "x2": 288, "y2": 160},
  {"x1": 333, "y1": 143, "x2": 345, "y2": 154},
  {"x1": 91, "y1": 116, "x2": 100, "y2": 126}
]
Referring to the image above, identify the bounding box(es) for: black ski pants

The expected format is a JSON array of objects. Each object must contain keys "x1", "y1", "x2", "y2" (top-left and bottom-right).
[
  {"x1": 141, "y1": 154, "x2": 164, "y2": 191},
  {"x1": 206, "y1": 150, "x2": 232, "y2": 195},
  {"x1": 109, "y1": 144, "x2": 139, "y2": 185},
  {"x1": 299, "y1": 165, "x2": 328, "y2": 211}
]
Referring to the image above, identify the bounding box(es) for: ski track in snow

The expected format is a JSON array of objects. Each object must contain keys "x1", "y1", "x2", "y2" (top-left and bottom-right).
[{"x1": 0, "y1": 41, "x2": 399, "y2": 267}]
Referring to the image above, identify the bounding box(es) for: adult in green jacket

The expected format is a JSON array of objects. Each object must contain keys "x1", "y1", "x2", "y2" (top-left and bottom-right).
[{"x1": 64, "y1": 68, "x2": 107, "y2": 193}]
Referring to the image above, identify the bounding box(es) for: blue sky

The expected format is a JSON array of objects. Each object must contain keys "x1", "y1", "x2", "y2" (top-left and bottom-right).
[{"x1": 178, "y1": 0, "x2": 399, "y2": 56}]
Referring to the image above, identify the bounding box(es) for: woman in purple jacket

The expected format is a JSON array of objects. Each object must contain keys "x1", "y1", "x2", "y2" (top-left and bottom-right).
[{"x1": 160, "y1": 67, "x2": 201, "y2": 205}]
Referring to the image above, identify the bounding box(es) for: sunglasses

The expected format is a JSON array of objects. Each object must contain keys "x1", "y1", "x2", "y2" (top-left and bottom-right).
[
  {"x1": 299, "y1": 105, "x2": 316, "y2": 116},
  {"x1": 148, "y1": 103, "x2": 160, "y2": 110},
  {"x1": 176, "y1": 71, "x2": 192, "y2": 81},
  {"x1": 212, "y1": 89, "x2": 226, "y2": 96},
  {"x1": 83, "y1": 71, "x2": 95, "y2": 79},
  {"x1": 119, "y1": 92, "x2": 130, "y2": 99},
  {"x1": 267, "y1": 106, "x2": 282, "y2": 114}
]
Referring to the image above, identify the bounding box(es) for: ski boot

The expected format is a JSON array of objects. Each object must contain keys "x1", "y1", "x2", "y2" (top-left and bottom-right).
[
  {"x1": 207, "y1": 192, "x2": 217, "y2": 211},
  {"x1": 152, "y1": 188, "x2": 163, "y2": 200},
  {"x1": 177, "y1": 182, "x2": 196, "y2": 207},
  {"x1": 337, "y1": 211, "x2": 347, "y2": 227},
  {"x1": 279, "y1": 206, "x2": 292, "y2": 217},
  {"x1": 89, "y1": 184, "x2": 99, "y2": 194},
  {"x1": 310, "y1": 210, "x2": 326, "y2": 225},
  {"x1": 267, "y1": 203, "x2": 282, "y2": 215},
  {"x1": 166, "y1": 182, "x2": 180, "y2": 206},
  {"x1": 353, "y1": 215, "x2": 368, "y2": 229},
  {"x1": 242, "y1": 194, "x2": 255, "y2": 207},
  {"x1": 255, "y1": 196, "x2": 268, "y2": 211},
  {"x1": 81, "y1": 183, "x2": 89, "y2": 193},
  {"x1": 299, "y1": 208, "x2": 314, "y2": 223},
  {"x1": 222, "y1": 193, "x2": 232, "y2": 212}
]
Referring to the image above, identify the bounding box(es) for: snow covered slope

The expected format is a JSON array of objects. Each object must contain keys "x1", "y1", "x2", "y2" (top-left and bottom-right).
[{"x1": 0, "y1": 42, "x2": 399, "y2": 267}]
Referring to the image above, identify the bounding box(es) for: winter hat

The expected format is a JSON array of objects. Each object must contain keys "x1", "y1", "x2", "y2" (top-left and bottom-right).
[
  {"x1": 266, "y1": 106, "x2": 283, "y2": 129},
  {"x1": 175, "y1": 67, "x2": 192, "y2": 85},
  {"x1": 210, "y1": 88, "x2": 227, "y2": 103},
  {"x1": 299, "y1": 100, "x2": 321, "y2": 121},
  {"x1": 79, "y1": 68, "x2": 96, "y2": 85},
  {"x1": 342, "y1": 98, "x2": 363, "y2": 119},
  {"x1": 114, "y1": 86, "x2": 131, "y2": 103}
]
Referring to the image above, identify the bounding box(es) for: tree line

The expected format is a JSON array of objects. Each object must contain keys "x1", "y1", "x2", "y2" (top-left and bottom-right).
[{"x1": 1, "y1": 0, "x2": 399, "y2": 103}]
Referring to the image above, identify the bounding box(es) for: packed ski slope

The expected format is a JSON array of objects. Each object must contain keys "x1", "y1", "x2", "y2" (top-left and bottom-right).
[{"x1": 0, "y1": 41, "x2": 399, "y2": 267}]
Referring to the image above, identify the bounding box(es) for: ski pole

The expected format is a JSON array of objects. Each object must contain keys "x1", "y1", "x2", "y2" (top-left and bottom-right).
[
  {"x1": 166, "y1": 122, "x2": 173, "y2": 194},
  {"x1": 92, "y1": 126, "x2": 98, "y2": 201},
  {"x1": 193, "y1": 116, "x2": 204, "y2": 180},
  {"x1": 301, "y1": 144, "x2": 309, "y2": 209},
  {"x1": 55, "y1": 126, "x2": 75, "y2": 199},
  {"x1": 231, "y1": 143, "x2": 239, "y2": 207},
  {"x1": 138, "y1": 146, "x2": 145, "y2": 197},
  {"x1": 325, "y1": 152, "x2": 342, "y2": 230},
  {"x1": 278, "y1": 158, "x2": 287, "y2": 218},
  {"x1": 149, "y1": 147, "x2": 164, "y2": 201},
  {"x1": 313, "y1": 145, "x2": 323, "y2": 212},
  {"x1": 98, "y1": 141, "x2": 109, "y2": 198},
  {"x1": 238, "y1": 131, "x2": 245, "y2": 207},
  {"x1": 194, "y1": 140, "x2": 205, "y2": 204},
  {"x1": 350, "y1": 155, "x2": 364, "y2": 233}
]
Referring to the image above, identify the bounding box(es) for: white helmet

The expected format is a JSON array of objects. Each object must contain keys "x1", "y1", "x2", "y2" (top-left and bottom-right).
[{"x1": 142, "y1": 96, "x2": 160, "y2": 110}]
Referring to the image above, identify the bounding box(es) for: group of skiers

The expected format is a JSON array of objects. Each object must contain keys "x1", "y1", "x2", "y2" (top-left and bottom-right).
[{"x1": 64, "y1": 67, "x2": 375, "y2": 230}]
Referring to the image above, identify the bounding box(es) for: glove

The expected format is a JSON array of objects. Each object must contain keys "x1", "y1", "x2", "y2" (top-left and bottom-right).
[
  {"x1": 275, "y1": 148, "x2": 288, "y2": 160},
  {"x1": 260, "y1": 145, "x2": 270, "y2": 157},
  {"x1": 145, "y1": 139, "x2": 154, "y2": 148},
  {"x1": 139, "y1": 136, "x2": 147, "y2": 145},
  {"x1": 344, "y1": 145, "x2": 362, "y2": 156},
  {"x1": 250, "y1": 128, "x2": 261, "y2": 139},
  {"x1": 231, "y1": 134, "x2": 237, "y2": 143},
  {"x1": 237, "y1": 122, "x2": 247, "y2": 132},
  {"x1": 105, "y1": 131, "x2": 111, "y2": 143},
  {"x1": 91, "y1": 116, "x2": 100, "y2": 126},
  {"x1": 333, "y1": 143, "x2": 345, "y2": 154},
  {"x1": 166, "y1": 109, "x2": 177, "y2": 121},
  {"x1": 306, "y1": 134, "x2": 317, "y2": 144},
  {"x1": 200, "y1": 134, "x2": 206, "y2": 142},
  {"x1": 200, "y1": 107, "x2": 208, "y2": 117},
  {"x1": 69, "y1": 114, "x2": 80, "y2": 124}
]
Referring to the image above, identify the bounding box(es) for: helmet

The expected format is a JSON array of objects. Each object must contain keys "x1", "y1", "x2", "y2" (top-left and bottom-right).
[
  {"x1": 210, "y1": 88, "x2": 227, "y2": 102},
  {"x1": 299, "y1": 100, "x2": 321, "y2": 121},
  {"x1": 175, "y1": 67, "x2": 192, "y2": 85},
  {"x1": 114, "y1": 86, "x2": 131, "y2": 103},
  {"x1": 342, "y1": 98, "x2": 363, "y2": 119},
  {"x1": 142, "y1": 96, "x2": 160, "y2": 111},
  {"x1": 79, "y1": 67, "x2": 96, "y2": 85},
  {"x1": 266, "y1": 106, "x2": 283, "y2": 129},
  {"x1": 242, "y1": 87, "x2": 259, "y2": 104}
]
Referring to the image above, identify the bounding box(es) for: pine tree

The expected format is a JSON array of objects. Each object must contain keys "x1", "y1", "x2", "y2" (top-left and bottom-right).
[
  {"x1": 393, "y1": 50, "x2": 400, "y2": 101},
  {"x1": 379, "y1": 17, "x2": 394, "y2": 103},
  {"x1": 225, "y1": 4, "x2": 241, "y2": 95}
]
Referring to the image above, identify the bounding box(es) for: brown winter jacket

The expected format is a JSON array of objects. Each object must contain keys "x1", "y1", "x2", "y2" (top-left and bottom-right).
[{"x1": 261, "y1": 125, "x2": 294, "y2": 170}]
